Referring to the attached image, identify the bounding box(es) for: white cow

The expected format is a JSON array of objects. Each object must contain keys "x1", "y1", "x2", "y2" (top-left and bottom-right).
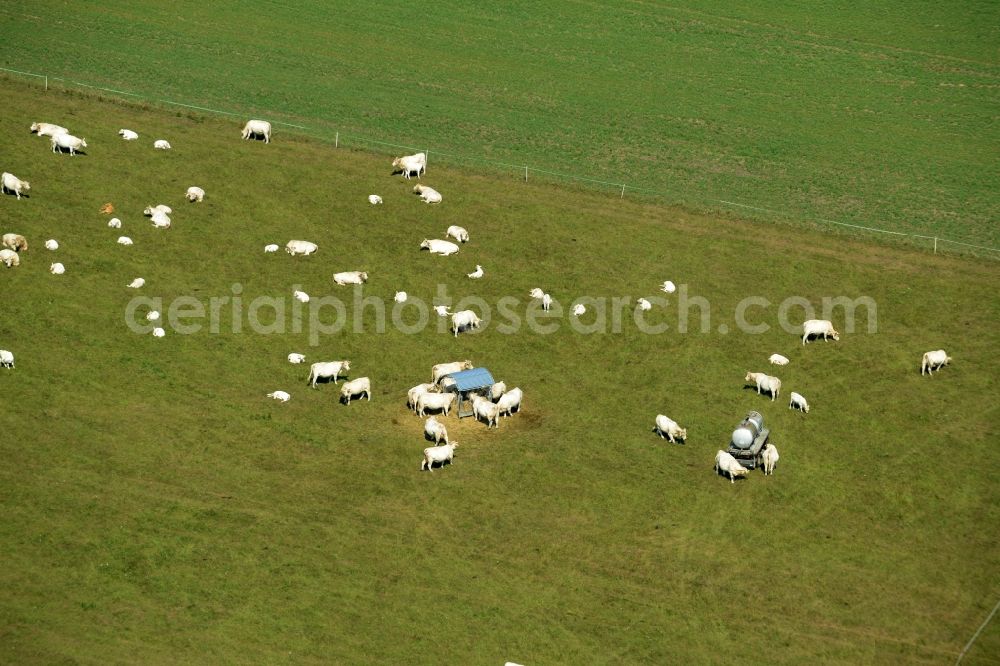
[
  {"x1": 0, "y1": 249, "x2": 20, "y2": 267},
  {"x1": 340, "y1": 377, "x2": 371, "y2": 404},
  {"x1": 715, "y1": 450, "x2": 749, "y2": 484},
  {"x1": 467, "y1": 265, "x2": 484, "y2": 279},
  {"x1": 307, "y1": 361, "x2": 351, "y2": 387},
  {"x1": 414, "y1": 184, "x2": 442, "y2": 204},
  {"x1": 392, "y1": 152, "x2": 426, "y2": 179},
  {"x1": 769, "y1": 353, "x2": 790, "y2": 366},
  {"x1": 921, "y1": 350, "x2": 952, "y2": 376},
  {"x1": 490, "y1": 381, "x2": 507, "y2": 401},
  {"x1": 127, "y1": 277, "x2": 145, "y2": 288},
  {"x1": 416, "y1": 391, "x2": 456, "y2": 417},
  {"x1": 287, "y1": 353, "x2": 306, "y2": 364},
  {"x1": 572, "y1": 303, "x2": 586, "y2": 316},
  {"x1": 661, "y1": 280, "x2": 676, "y2": 294},
  {"x1": 242, "y1": 119, "x2": 272, "y2": 143},
  {"x1": 529, "y1": 288, "x2": 545, "y2": 299},
  {"x1": 333, "y1": 271, "x2": 368, "y2": 285},
  {"x1": 152, "y1": 327, "x2": 166, "y2": 338},
  {"x1": 31, "y1": 122, "x2": 68, "y2": 137},
  {"x1": 761, "y1": 443, "x2": 780, "y2": 475},
  {"x1": 51, "y1": 134, "x2": 86, "y2": 155},
  {"x1": 267, "y1": 390, "x2": 290, "y2": 402},
  {"x1": 802, "y1": 319, "x2": 840, "y2": 345},
  {"x1": 149, "y1": 211, "x2": 171, "y2": 229},
  {"x1": 451, "y1": 310, "x2": 481, "y2": 337},
  {"x1": 433, "y1": 305, "x2": 452, "y2": 317},
  {"x1": 118, "y1": 129, "x2": 139, "y2": 140},
  {"x1": 45, "y1": 239, "x2": 59, "y2": 251},
  {"x1": 0, "y1": 349, "x2": 14, "y2": 368},
  {"x1": 264, "y1": 244, "x2": 280, "y2": 253},
  {"x1": 408, "y1": 383, "x2": 440, "y2": 413},
  {"x1": 185, "y1": 186, "x2": 205, "y2": 202},
  {"x1": 420, "y1": 239, "x2": 459, "y2": 256},
  {"x1": 541, "y1": 293, "x2": 553, "y2": 311},
  {"x1": 446, "y1": 225, "x2": 469, "y2": 243},
  {"x1": 49, "y1": 262, "x2": 65, "y2": 275},
  {"x1": 745, "y1": 372, "x2": 781, "y2": 401},
  {"x1": 144, "y1": 204, "x2": 173, "y2": 215},
  {"x1": 654, "y1": 414, "x2": 687, "y2": 443},
  {"x1": 286, "y1": 240, "x2": 318, "y2": 256},
  {"x1": 293, "y1": 290, "x2": 310, "y2": 303},
  {"x1": 497, "y1": 387, "x2": 523, "y2": 418},
  {"x1": 472, "y1": 394, "x2": 500, "y2": 428},
  {"x1": 2, "y1": 234, "x2": 28, "y2": 252},
  {"x1": 368, "y1": 194, "x2": 383, "y2": 205},
  {"x1": 1, "y1": 172, "x2": 30, "y2": 199},
  {"x1": 432, "y1": 360, "x2": 473, "y2": 384},
  {"x1": 117, "y1": 236, "x2": 134, "y2": 246},
  {"x1": 424, "y1": 416, "x2": 450, "y2": 444},
  {"x1": 146, "y1": 310, "x2": 160, "y2": 321},
  {"x1": 394, "y1": 291, "x2": 407, "y2": 303},
  {"x1": 789, "y1": 392, "x2": 809, "y2": 413},
  {"x1": 153, "y1": 139, "x2": 171, "y2": 150},
  {"x1": 421, "y1": 442, "x2": 458, "y2": 472},
  {"x1": 637, "y1": 298, "x2": 652, "y2": 311},
  {"x1": 108, "y1": 218, "x2": 122, "y2": 229}
]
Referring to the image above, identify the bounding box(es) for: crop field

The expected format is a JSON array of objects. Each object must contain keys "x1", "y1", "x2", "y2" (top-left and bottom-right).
[
  {"x1": 1, "y1": 1, "x2": 998, "y2": 248},
  {"x1": 1, "y1": 75, "x2": 999, "y2": 664}
]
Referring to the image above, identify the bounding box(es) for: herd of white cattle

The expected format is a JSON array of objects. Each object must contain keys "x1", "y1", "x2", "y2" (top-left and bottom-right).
[{"x1": 2, "y1": 118, "x2": 956, "y2": 481}]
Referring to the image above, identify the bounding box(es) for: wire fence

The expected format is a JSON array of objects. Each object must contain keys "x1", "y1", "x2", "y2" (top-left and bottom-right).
[{"x1": 3, "y1": 65, "x2": 997, "y2": 260}]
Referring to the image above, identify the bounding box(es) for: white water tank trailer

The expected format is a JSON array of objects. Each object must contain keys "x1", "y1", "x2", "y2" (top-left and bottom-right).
[{"x1": 727, "y1": 411, "x2": 770, "y2": 470}]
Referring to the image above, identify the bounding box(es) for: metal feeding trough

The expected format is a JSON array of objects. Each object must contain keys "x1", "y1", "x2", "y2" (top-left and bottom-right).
[
  {"x1": 727, "y1": 411, "x2": 770, "y2": 470},
  {"x1": 442, "y1": 367, "x2": 495, "y2": 418}
]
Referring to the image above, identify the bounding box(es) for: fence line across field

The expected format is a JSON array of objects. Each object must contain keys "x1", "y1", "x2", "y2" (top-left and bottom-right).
[{"x1": 3, "y1": 65, "x2": 997, "y2": 259}]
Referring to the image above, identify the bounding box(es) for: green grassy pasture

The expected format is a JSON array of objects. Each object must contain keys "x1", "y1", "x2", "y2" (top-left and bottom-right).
[
  {"x1": 1, "y1": 1, "x2": 998, "y2": 246},
  {"x1": 0, "y1": 78, "x2": 998, "y2": 664}
]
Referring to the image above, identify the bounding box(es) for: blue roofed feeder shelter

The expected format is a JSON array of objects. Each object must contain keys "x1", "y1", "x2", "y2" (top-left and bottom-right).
[{"x1": 443, "y1": 367, "x2": 496, "y2": 417}]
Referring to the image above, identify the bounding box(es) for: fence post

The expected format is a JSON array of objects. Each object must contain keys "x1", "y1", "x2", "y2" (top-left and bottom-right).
[
  {"x1": 524, "y1": 166, "x2": 528, "y2": 182},
  {"x1": 621, "y1": 184, "x2": 626, "y2": 199},
  {"x1": 335, "y1": 132, "x2": 338, "y2": 148},
  {"x1": 934, "y1": 237, "x2": 938, "y2": 254},
  {"x1": 45, "y1": 75, "x2": 48, "y2": 91}
]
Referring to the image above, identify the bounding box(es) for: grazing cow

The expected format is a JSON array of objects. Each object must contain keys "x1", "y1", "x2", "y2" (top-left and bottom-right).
[
  {"x1": 2, "y1": 234, "x2": 28, "y2": 252},
  {"x1": 51, "y1": 134, "x2": 87, "y2": 155},
  {"x1": 472, "y1": 394, "x2": 500, "y2": 428},
  {"x1": 769, "y1": 353, "x2": 789, "y2": 366},
  {"x1": 745, "y1": 372, "x2": 781, "y2": 401},
  {"x1": 127, "y1": 277, "x2": 145, "y2": 288},
  {"x1": 432, "y1": 360, "x2": 473, "y2": 384},
  {"x1": 31, "y1": 122, "x2": 68, "y2": 137},
  {"x1": 287, "y1": 353, "x2": 306, "y2": 364},
  {"x1": 413, "y1": 184, "x2": 442, "y2": 203},
  {"x1": 1, "y1": 172, "x2": 30, "y2": 199},
  {"x1": 421, "y1": 442, "x2": 458, "y2": 471},
  {"x1": 420, "y1": 238, "x2": 460, "y2": 256},
  {"x1": 267, "y1": 390, "x2": 291, "y2": 402},
  {"x1": 394, "y1": 291, "x2": 407, "y2": 303},
  {"x1": 451, "y1": 310, "x2": 481, "y2": 337},
  {"x1": 446, "y1": 225, "x2": 469, "y2": 243},
  {"x1": 433, "y1": 305, "x2": 452, "y2": 317},
  {"x1": 153, "y1": 139, "x2": 171, "y2": 150},
  {"x1": 529, "y1": 288, "x2": 545, "y2": 299},
  {"x1": 286, "y1": 240, "x2": 318, "y2": 256},
  {"x1": 715, "y1": 450, "x2": 748, "y2": 483},
  {"x1": 146, "y1": 311, "x2": 160, "y2": 321},
  {"x1": 45, "y1": 239, "x2": 58, "y2": 251},
  {"x1": 293, "y1": 290, "x2": 310, "y2": 303},
  {"x1": 572, "y1": 303, "x2": 586, "y2": 316},
  {"x1": 408, "y1": 383, "x2": 440, "y2": 413},
  {"x1": 654, "y1": 414, "x2": 687, "y2": 443},
  {"x1": 0, "y1": 249, "x2": 21, "y2": 267},
  {"x1": 185, "y1": 186, "x2": 205, "y2": 202},
  {"x1": 802, "y1": 319, "x2": 840, "y2": 345},
  {"x1": 637, "y1": 298, "x2": 652, "y2": 311},
  {"x1": 242, "y1": 119, "x2": 272, "y2": 143},
  {"x1": 921, "y1": 350, "x2": 952, "y2": 376},
  {"x1": 542, "y1": 293, "x2": 553, "y2": 311},
  {"x1": 340, "y1": 377, "x2": 371, "y2": 404},
  {"x1": 417, "y1": 391, "x2": 456, "y2": 417},
  {"x1": 99, "y1": 202, "x2": 115, "y2": 214},
  {"x1": 152, "y1": 327, "x2": 166, "y2": 338},
  {"x1": 307, "y1": 361, "x2": 351, "y2": 387},
  {"x1": 424, "y1": 416, "x2": 450, "y2": 444},
  {"x1": 118, "y1": 129, "x2": 139, "y2": 140},
  {"x1": 368, "y1": 194, "x2": 382, "y2": 205},
  {"x1": 392, "y1": 152, "x2": 426, "y2": 179},
  {"x1": 333, "y1": 271, "x2": 368, "y2": 286},
  {"x1": 789, "y1": 392, "x2": 809, "y2": 413},
  {"x1": 761, "y1": 443, "x2": 780, "y2": 475},
  {"x1": 264, "y1": 244, "x2": 280, "y2": 253},
  {"x1": 497, "y1": 387, "x2": 523, "y2": 418},
  {"x1": 117, "y1": 237, "x2": 134, "y2": 246},
  {"x1": 108, "y1": 218, "x2": 122, "y2": 229},
  {"x1": 0, "y1": 349, "x2": 14, "y2": 368},
  {"x1": 490, "y1": 381, "x2": 507, "y2": 401},
  {"x1": 49, "y1": 262, "x2": 65, "y2": 275},
  {"x1": 661, "y1": 280, "x2": 676, "y2": 294},
  {"x1": 467, "y1": 265, "x2": 484, "y2": 279}
]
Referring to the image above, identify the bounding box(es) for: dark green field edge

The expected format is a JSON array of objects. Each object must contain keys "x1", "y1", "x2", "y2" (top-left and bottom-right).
[{"x1": 4, "y1": 71, "x2": 997, "y2": 261}]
